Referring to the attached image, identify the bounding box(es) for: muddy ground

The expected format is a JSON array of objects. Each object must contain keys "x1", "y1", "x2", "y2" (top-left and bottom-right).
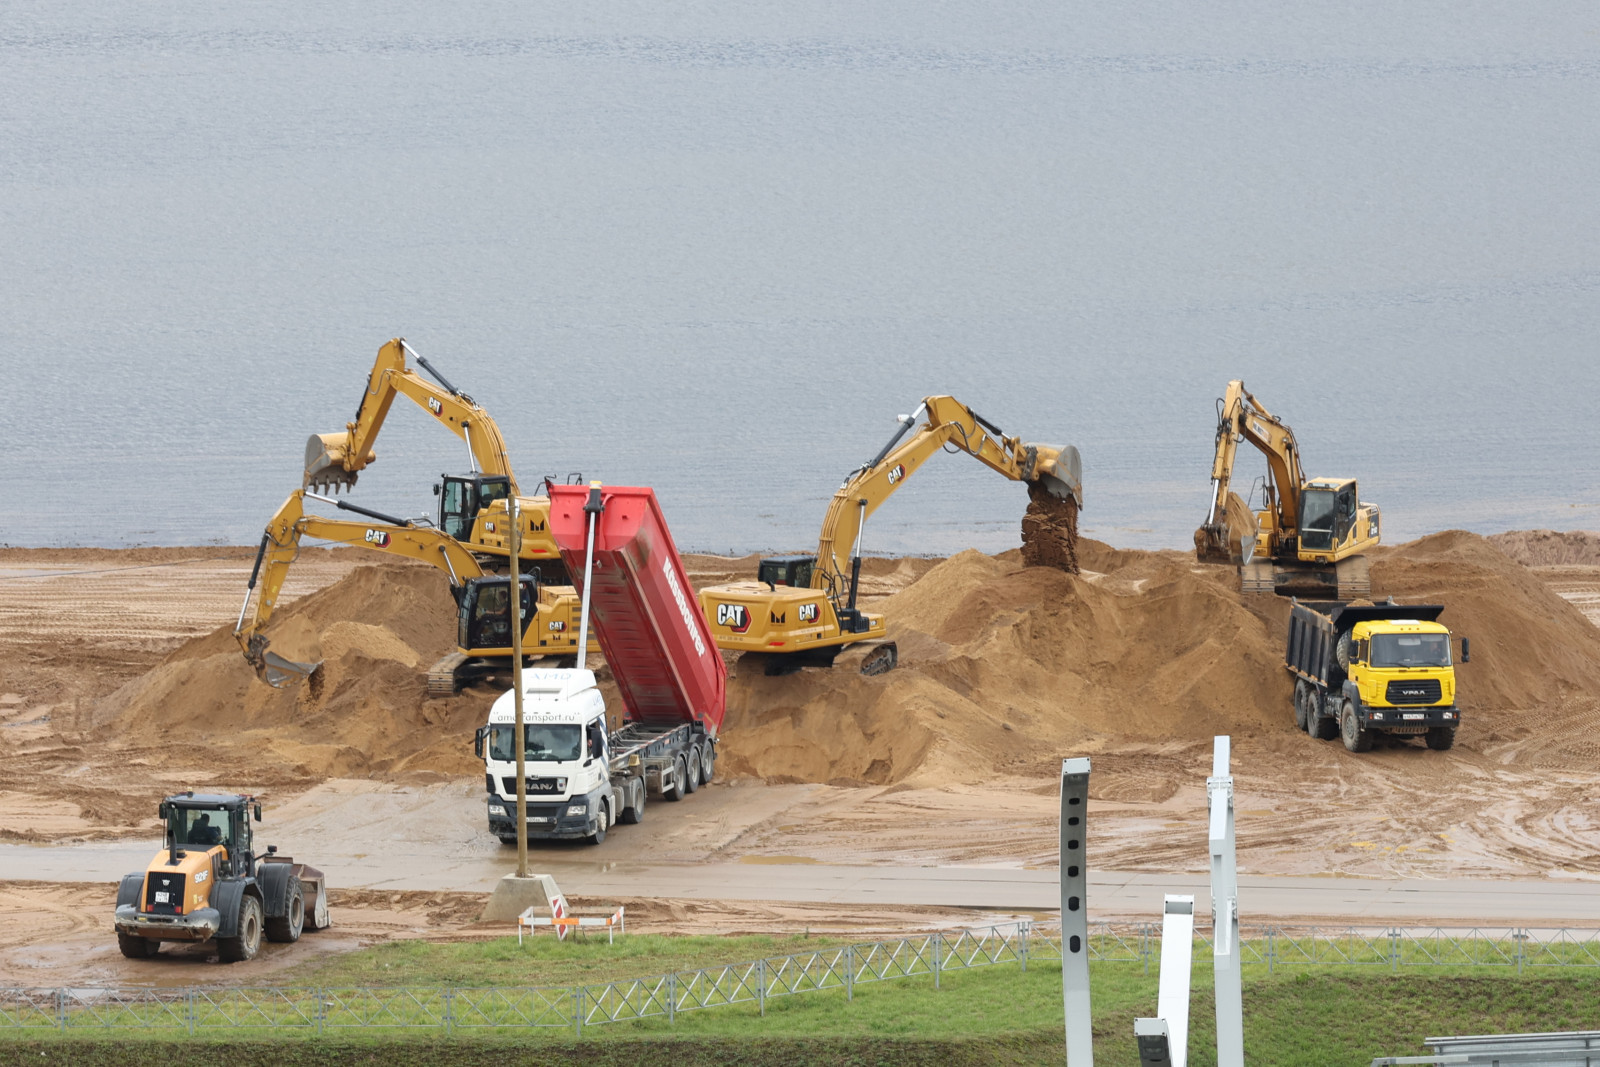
[{"x1": 3, "y1": 534, "x2": 1599, "y2": 987}]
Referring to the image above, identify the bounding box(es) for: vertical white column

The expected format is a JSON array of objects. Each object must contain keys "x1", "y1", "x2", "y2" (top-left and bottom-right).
[
  {"x1": 1155, "y1": 895, "x2": 1195, "y2": 1067},
  {"x1": 1209, "y1": 735, "x2": 1245, "y2": 1066},
  {"x1": 1060, "y1": 757, "x2": 1093, "y2": 1066}
]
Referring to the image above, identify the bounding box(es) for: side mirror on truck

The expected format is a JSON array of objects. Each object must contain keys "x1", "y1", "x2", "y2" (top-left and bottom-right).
[
  {"x1": 473, "y1": 726, "x2": 489, "y2": 759},
  {"x1": 1461, "y1": 637, "x2": 1470, "y2": 664}
]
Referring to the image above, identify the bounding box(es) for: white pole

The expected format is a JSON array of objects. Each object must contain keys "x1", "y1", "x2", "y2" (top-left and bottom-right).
[
  {"x1": 511, "y1": 498, "x2": 527, "y2": 880},
  {"x1": 576, "y1": 482, "x2": 602, "y2": 672},
  {"x1": 1156, "y1": 895, "x2": 1195, "y2": 1067},
  {"x1": 1209, "y1": 735, "x2": 1245, "y2": 1066},
  {"x1": 1060, "y1": 757, "x2": 1094, "y2": 1066}
]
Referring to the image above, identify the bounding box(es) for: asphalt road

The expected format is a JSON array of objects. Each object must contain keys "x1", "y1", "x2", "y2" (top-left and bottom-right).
[{"x1": 6, "y1": 840, "x2": 1597, "y2": 927}]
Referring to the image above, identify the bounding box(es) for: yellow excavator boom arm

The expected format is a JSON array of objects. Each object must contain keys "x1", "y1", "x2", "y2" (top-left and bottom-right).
[
  {"x1": 303, "y1": 338, "x2": 516, "y2": 493},
  {"x1": 1198, "y1": 379, "x2": 1307, "y2": 565},
  {"x1": 234, "y1": 489, "x2": 484, "y2": 668},
  {"x1": 813, "y1": 394, "x2": 1082, "y2": 597}
]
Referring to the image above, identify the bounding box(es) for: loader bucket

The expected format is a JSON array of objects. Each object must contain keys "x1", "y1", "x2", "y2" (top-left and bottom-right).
[
  {"x1": 1194, "y1": 491, "x2": 1258, "y2": 566},
  {"x1": 263, "y1": 650, "x2": 322, "y2": 688},
  {"x1": 1029, "y1": 444, "x2": 1083, "y2": 506},
  {"x1": 303, "y1": 432, "x2": 358, "y2": 493}
]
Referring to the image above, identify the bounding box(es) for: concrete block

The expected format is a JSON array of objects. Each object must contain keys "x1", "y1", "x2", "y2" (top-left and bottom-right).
[{"x1": 481, "y1": 873, "x2": 562, "y2": 922}]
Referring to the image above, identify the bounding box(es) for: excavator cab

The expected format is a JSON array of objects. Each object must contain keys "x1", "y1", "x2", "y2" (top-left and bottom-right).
[
  {"x1": 458, "y1": 574, "x2": 537, "y2": 653},
  {"x1": 757, "y1": 556, "x2": 815, "y2": 590},
  {"x1": 437, "y1": 474, "x2": 511, "y2": 541},
  {"x1": 1296, "y1": 479, "x2": 1357, "y2": 554}
]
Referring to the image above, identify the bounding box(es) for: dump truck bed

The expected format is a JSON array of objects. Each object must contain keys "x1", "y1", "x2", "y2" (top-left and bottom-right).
[{"x1": 548, "y1": 485, "x2": 726, "y2": 735}]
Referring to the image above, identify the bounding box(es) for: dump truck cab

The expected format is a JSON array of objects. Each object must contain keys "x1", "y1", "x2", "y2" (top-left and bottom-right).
[
  {"x1": 113, "y1": 792, "x2": 328, "y2": 962},
  {"x1": 1286, "y1": 601, "x2": 1466, "y2": 753}
]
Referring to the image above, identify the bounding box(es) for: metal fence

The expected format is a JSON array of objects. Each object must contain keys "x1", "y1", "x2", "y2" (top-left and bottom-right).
[{"x1": 5, "y1": 921, "x2": 1600, "y2": 1036}]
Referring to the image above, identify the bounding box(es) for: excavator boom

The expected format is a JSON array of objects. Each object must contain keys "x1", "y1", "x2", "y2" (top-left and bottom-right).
[
  {"x1": 814, "y1": 394, "x2": 1082, "y2": 598},
  {"x1": 303, "y1": 338, "x2": 515, "y2": 494}
]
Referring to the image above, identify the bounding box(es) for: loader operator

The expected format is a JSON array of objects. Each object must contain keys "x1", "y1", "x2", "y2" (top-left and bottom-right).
[{"x1": 187, "y1": 812, "x2": 221, "y2": 846}]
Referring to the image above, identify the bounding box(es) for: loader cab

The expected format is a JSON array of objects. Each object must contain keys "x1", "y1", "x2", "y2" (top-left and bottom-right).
[
  {"x1": 159, "y1": 793, "x2": 258, "y2": 876},
  {"x1": 1297, "y1": 479, "x2": 1358, "y2": 554},
  {"x1": 436, "y1": 474, "x2": 512, "y2": 541},
  {"x1": 458, "y1": 574, "x2": 537, "y2": 653},
  {"x1": 758, "y1": 555, "x2": 815, "y2": 590}
]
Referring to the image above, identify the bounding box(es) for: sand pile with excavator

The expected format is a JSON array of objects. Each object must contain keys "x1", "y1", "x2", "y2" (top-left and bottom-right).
[{"x1": 72, "y1": 529, "x2": 1600, "y2": 790}]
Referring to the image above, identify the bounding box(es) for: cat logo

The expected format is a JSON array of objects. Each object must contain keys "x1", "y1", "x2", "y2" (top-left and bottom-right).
[
  {"x1": 717, "y1": 603, "x2": 751, "y2": 633},
  {"x1": 886, "y1": 464, "x2": 906, "y2": 485},
  {"x1": 427, "y1": 397, "x2": 443, "y2": 416},
  {"x1": 365, "y1": 529, "x2": 390, "y2": 548},
  {"x1": 548, "y1": 620, "x2": 566, "y2": 632},
  {"x1": 798, "y1": 603, "x2": 819, "y2": 623}
]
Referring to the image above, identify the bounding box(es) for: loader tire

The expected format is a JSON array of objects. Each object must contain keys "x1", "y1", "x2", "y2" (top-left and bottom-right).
[
  {"x1": 1340, "y1": 701, "x2": 1373, "y2": 753},
  {"x1": 1293, "y1": 681, "x2": 1309, "y2": 732},
  {"x1": 1426, "y1": 726, "x2": 1456, "y2": 751},
  {"x1": 218, "y1": 894, "x2": 264, "y2": 962},
  {"x1": 265, "y1": 877, "x2": 304, "y2": 944},
  {"x1": 117, "y1": 932, "x2": 160, "y2": 959},
  {"x1": 1310, "y1": 692, "x2": 1339, "y2": 741}
]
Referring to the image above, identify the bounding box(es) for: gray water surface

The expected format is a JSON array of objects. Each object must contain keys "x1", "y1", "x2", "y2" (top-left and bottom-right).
[{"x1": 4, "y1": 1, "x2": 1597, "y2": 554}]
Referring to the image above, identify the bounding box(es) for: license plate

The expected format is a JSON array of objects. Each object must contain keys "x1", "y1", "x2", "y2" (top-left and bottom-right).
[
  {"x1": 1403, "y1": 713, "x2": 1424, "y2": 720},
  {"x1": 154, "y1": 892, "x2": 169, "y2": 903},
  {"x1": 527, "y1": 817, "x2": 552, "y2": 824}
]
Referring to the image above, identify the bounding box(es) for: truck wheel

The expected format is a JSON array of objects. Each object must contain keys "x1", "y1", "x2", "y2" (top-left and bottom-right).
[
  {"x1": 218, "y1": 894, "x2": 264, "y2": 962},
  {"x1": 1335, "y1": 633, "x2": 1353, "y2": 671},
  {"x1": 1292, "y1": 681, "x2": 1309, "y2": 731},
  {"x1": 619, "y1": 780, "x2": 644, "y2": 824},
  {"x1": 587, "y1": 802, "x2": 609, "y2": 845},
  {"x1": 663, "y1": 758, "x2": 687, "y2": 802},
  {"x1": 700, "y1": 742, "x2": 715, "y2": 785},
  {"x1": 1310, "y1": 693, "x2": 1338, "y2": 740},
  {"x1": 1340, "y1": 701, "x2": 1373, "y2": 753},
  {"x1": 265, "y1": 877, "x2": 304, "y2": 943},
  {"x1": 684, "y1": 749, "x2": 702, "y2": 794},
  {"x1": 117, "y1": 932, "x2": 160, "y2": 959},
  {"x1": 1426, "y1": 726, "x2": 1456, "y2": 751},
  {"x1": 498, "y1": 834, "x2": 517, "y2": 846}
]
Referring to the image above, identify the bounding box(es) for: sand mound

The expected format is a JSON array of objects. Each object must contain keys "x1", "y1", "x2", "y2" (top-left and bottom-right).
[
  {"x1": 92, "y1": 564, "x2": 491, "y2": 778},
  {"x1": 1370, "y1": 531, "x2": 1600, "y2": 711},
  {"x1": 89, "y1": 530, "x2": 1600, "y2": 791},
  {"x1": 1489, "y1": 529, "x2": 1600, "y2": 567}
]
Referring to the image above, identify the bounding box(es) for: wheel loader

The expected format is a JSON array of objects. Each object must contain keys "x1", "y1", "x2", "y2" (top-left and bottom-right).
[{"x1": 113, "y1": 792, "x2": 329, "y2": 962}]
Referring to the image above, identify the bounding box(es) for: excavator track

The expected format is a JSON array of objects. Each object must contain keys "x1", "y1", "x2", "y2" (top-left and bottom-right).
[
  {"x1": 1335, "y1": 556, "x2": 1372, "y2": 601},
  {"x1": 1240, "y1": 561, "x2": 1277, "y2": 595},
  {"x1": 834, "y1": 639, "x2": 899, "y2": 677},
  {"x1": 427, "y1": 653, "x2": 468, "y2": 698}
]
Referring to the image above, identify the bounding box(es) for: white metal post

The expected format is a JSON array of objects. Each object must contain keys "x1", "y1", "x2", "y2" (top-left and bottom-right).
[
  {"x1": 1209, "y1": 735, "x2": 1244, "y2": 1067},
  {"x1": 1155, "y1": 895, "x2": 1194, "y2": 1067},
  {"x1": 576, "y1": 482, "x2": 603, "y2": 671},
  {"x1": 1060, "y1": 757, "x2": 1093, "y2": 1066}
]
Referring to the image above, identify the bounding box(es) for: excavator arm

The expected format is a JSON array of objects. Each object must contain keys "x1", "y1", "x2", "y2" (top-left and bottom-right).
[
  {"x1": 1196, "y1": 380, "x2": 1305, "y2": 566},
  {"x1": 303, "y1": 338, "x2": 516, "y2": 493},
  {"x1": 234, "y1": 489, "x2": 485, "y2": 685},
  {"x1": 813, "y1": 395, "x2": 1083, "y2": 602}
]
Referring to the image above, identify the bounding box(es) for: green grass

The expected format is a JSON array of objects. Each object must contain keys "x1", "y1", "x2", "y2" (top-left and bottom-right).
[{"x1": 8, "y1": 934, "x2": 1600, "y2": 1065}]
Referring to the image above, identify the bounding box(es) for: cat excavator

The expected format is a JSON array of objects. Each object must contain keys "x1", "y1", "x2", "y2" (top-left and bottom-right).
[
  {"x1": 301, "y1": 338, "x2": 571, "y2": 581},
  {"x1": 1194, "y1": 379, "x2": 1380, "y2": 598},
  {"x1": 234, "y1": 490, "x2": 588, "y2": 695},
  {"x1": 698, "y1": 395, "x2": 1082, "y2": 676}
]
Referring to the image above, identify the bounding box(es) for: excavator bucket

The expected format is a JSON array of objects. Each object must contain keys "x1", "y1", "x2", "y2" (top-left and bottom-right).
[
  {"x1": 303, "y1": 432, "x2": 360, "y2": 493},
  {"x1": 1028, "y1": 444, "x2": 1083, "y2": 505},
  {"x1": 262, "y1": 650, "x2": 322, "y2": 688},
  {"x1": 1195, "y1": 491, "x2": 1258, "y2": 566}
]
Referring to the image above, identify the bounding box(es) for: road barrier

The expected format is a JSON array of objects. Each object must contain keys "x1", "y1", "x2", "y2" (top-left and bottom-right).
[{"x1": 4, "y1": 921, "x2": 1599, "y2": 1036}]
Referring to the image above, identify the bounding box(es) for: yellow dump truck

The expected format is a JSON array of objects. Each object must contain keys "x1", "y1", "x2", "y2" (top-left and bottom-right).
[{"x1": 1287, "y1": 601, "x2": 1467, "y2": 752}]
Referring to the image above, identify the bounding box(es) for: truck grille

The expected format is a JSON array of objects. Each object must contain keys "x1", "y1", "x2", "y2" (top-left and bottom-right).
[
  {"x1": 143, "y1": 871, "x2": 185, "y2": 915},
  {"x1": 1386, "y1": 679, "x2": 1442, "y2": 705},
  {"x1": 501, "y1": 777, "x2": 563, "y2": 795}
]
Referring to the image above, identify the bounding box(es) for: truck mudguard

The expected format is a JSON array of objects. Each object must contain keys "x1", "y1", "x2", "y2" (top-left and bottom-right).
[
  {"x1": 256, "y1": 860, "x2": 295, "y2": 919},
  {"x1": 548, "y1": 485, "x2": 727, "y2": 735}
]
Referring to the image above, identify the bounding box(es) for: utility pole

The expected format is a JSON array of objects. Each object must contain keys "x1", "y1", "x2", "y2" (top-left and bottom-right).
[
  {"x1": 1209, "y1": 735, "x2": 1244, "y2": 1066},
  {"x1": 511, "y1": 497, "x2": 527, "y2": 880}
]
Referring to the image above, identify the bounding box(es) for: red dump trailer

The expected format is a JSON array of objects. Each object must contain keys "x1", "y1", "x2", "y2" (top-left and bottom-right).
[{"x1": 547, "y1": 483, "x2": 726, "y2": 735}]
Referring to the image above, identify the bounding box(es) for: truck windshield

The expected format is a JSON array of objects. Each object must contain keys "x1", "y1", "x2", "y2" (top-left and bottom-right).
[
  {"x1": 488, "y1": 724, "x2": 582, "y2": 763},
  {"x1": 1299, "y1": 489, "x2": 1336, "y2": 551},
  {"x1": 1370, "y1": 633, "x2": 1451, "y2": 668}
]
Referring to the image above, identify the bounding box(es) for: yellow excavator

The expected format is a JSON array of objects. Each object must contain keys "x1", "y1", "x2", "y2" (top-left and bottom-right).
[
  {"x1": 234, "y1": 490, "x2": 587, "y2": 695},
  {"x1": 698, "y1": 395, "x2": 1082, "y2": 675},
  {"x1": 1195, "y1": 379, "x2": 1380, "y2": 598},
  {"x1": 302, "y1": 338, "x2": 572, "y2": 580}
]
